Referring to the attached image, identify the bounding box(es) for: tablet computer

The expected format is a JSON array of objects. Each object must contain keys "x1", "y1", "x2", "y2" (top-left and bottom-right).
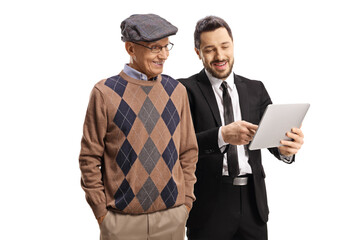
[{"x1": 248, "y1": 103, "x2": 310, "y2": 150}]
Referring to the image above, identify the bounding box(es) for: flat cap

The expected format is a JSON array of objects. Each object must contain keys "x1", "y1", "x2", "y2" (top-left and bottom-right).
[{"x1": 121, "y1": 14, "x2": 178, "y2": 42}]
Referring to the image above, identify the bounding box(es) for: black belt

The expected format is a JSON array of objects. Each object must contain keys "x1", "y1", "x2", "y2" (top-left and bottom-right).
[{"x1": 222, "y1": 174, "x2": 252, "y2": 186}]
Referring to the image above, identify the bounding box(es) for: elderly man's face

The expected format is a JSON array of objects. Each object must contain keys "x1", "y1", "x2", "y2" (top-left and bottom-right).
[
  {"x1": 196, "y1": 27, "x2": 234, "y2": 80},
  {"x1": 129, "y1": 38, "x2": 170, "y2": 79}
]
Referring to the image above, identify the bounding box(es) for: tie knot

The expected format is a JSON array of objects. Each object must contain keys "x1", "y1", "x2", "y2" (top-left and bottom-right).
[{"x1": 221, "y1": 81, "x2": 229, "y2": 90}]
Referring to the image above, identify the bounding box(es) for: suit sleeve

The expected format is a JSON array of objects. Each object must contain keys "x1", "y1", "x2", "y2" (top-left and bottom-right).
[{"x1": 196, "y1": 128, "x2": 223, "y2": 155}]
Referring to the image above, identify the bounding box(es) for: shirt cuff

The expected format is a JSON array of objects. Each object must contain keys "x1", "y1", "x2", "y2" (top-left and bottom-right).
[
  {"x1": 218, "y1": 127, "x2": 227, "y2": 153},
  {"x1": 280, "y1": 154, "x2": 294, "y2": 163}
]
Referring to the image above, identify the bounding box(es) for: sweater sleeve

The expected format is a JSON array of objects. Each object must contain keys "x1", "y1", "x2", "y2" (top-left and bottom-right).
[
  {"x1": 79, "y1": 86, "x2": 108, "y2": 219},
  {"x1": 178, "y1": 87, "x2": 199, "y2": 209}
]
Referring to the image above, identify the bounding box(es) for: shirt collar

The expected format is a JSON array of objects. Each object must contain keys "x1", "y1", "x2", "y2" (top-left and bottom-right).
[
  {"x1": 205, "y1": 69, "x2": 235, "y2": 91},
  {"x1": 123, "y1": 64, "x2": 158, "y2": 81}
]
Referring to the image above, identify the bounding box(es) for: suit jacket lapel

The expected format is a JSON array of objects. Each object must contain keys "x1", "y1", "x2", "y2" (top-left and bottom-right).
[
  {"x1": 196, "y1": 69, "x2": 222, "y2": 126},
  {"x1": 234, "y1": 74, "x2": 250, "y2": 122},
  {"x1": 234, "y1": 74, "x2": 252, "y2": 153}
]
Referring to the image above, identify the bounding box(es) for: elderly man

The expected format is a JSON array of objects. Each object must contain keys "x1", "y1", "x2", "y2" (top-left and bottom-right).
[
  {"x1": 79, "y1": 14, "x2": 198, "y2": 240},
  {"x1": 178, "y1": 16, "x2": 305, "y2": 240}
]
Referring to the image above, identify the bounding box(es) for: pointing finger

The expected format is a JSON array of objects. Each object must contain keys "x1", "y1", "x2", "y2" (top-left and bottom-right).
[{"x1": 242, "y1": 121, "x2": 258, "y2": 131}]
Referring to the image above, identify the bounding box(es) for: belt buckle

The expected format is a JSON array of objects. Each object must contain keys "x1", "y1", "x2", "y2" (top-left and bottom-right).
[{"x1": 233, "y1": 177, "x2": 248, "y2": 186}]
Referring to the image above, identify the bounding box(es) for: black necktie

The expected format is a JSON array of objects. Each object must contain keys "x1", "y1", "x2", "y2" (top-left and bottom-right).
[{"x1": 221, "y1": 81, "x2": 240, "y2": 177}]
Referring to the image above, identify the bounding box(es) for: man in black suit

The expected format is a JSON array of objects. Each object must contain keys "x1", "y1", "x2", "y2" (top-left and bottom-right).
[{"x1": 178, "y1": 16, "x2": 305, "y2": 240}]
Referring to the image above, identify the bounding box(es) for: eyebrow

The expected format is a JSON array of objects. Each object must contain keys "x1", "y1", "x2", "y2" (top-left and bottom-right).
[{"x1": 203, "y1": 41, "x2": 231, "y2": 49}]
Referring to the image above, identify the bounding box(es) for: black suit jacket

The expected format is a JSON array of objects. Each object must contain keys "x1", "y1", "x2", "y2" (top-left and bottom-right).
[{"x1": 178, "y1": 69, "x2": 286, "y2": 228}]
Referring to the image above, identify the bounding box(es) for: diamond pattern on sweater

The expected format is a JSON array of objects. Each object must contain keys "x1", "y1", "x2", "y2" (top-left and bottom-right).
[
  {"x1": 161, "y1": 75, "x2": 179, "y2": 96},
  {"x1": 102, "y1": 74, "x2": 186, "y2": 214},
  {"x1": 114, "y1": 179, "x2": 135, "y2": 210},
  {"x1": 162, "y1": 139, "x2": 178, "y2": 172},
  {"x1": 138, "y1": 97, "x2": 160, "y2": 134},
  {"x1": 139, "y1": 138, "x2": 161, "y2": 174},
  {"x1": 161, "y1": 99, "x2": 180, "y2": 136},
  {"x1": 116, "y1": 139, "x2": 137, "y2": 176},
  {"x1": 161, "y1": 177, "x2": 178, "y2": 208},
  {"x1": 105, "y1": 75, "x2": 128, "y2": 97},
  {"x1": 113, "y1": 100, "x2": 136, "y2": 136},
  {"x1": 141, "y1": 85, "x2": 153, "y2": 95},
  {"x1": 137, "y1": 177, "x2": 159, "y2": 211}
]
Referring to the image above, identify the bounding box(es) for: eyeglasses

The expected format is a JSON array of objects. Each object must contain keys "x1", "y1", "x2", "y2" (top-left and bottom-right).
[{"x1": 132, "y1": 42, "x2": 174, "y2": 53}]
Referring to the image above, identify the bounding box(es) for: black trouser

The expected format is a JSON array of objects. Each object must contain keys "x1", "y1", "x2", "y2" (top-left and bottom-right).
[{"x1": 187, "y1": 175, "x2": 267, "y2": 240}]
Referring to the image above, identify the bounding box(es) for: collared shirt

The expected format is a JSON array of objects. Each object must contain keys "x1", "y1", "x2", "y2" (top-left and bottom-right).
[
  {"x1": 123, "y1": 64, "x2": 158, "y2": 81},
  {"x1": 205, "y1": 69, "x2": 252, "y2": 176}
]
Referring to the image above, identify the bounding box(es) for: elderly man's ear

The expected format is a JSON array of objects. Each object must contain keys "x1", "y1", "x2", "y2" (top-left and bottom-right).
[{"x1": 125, "y1": 42, "x2": 135, "y2": 56}]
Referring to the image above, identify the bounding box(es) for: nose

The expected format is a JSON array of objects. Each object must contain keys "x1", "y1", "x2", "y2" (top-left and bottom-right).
[{"x1": 214, "y1": 49, "x2": 225, "y2": 60}]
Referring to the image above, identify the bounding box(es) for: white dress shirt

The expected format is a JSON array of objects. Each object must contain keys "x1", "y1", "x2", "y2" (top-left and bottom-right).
[{"x1": 205, "y1": 70, "x2": 252, "y2": 176}]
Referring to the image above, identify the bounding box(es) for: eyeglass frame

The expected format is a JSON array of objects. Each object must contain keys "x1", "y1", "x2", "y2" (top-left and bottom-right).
[{"x1": 132, "y1": 41, "x2": 174, "y2": 53}]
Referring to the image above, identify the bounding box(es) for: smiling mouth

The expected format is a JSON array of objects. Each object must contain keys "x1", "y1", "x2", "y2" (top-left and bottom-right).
[
  {"x1": 153, "y1": 61, "x2": 165, "y2": 66},
  {"x1": 212, "y1": 61, "x2": 228, "y2": 70}
]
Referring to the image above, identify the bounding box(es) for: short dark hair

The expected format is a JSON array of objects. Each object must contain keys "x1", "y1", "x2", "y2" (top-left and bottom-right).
[{"x1": 194, "y1": 16, "x2": 233, "y2": 49}]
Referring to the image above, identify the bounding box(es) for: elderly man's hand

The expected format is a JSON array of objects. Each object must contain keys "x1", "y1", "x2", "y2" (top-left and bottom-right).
[{"x1": 278, "y1": 128, "x2": 304, "y2": 156}]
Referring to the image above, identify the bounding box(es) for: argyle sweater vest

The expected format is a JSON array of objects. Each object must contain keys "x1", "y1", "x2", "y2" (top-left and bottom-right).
[{"x1": 79, "y1": 71, "x2": 198, "y2": 219}]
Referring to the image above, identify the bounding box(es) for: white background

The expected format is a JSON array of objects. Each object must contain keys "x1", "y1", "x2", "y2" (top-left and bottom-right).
[{"x1": 1, "y1": 0, "x2": 359, "y2": 239}]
